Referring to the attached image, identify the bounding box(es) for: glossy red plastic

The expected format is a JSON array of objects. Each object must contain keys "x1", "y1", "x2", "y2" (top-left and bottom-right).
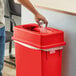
[
  {"x1": 12, "y1": 23, "x2": 66, "y2": 76},
  {"x1": 13, "y1": 23, "x2": 65, "y2": 49}
]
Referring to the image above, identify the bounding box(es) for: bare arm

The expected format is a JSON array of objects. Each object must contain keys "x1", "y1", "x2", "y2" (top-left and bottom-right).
[
  {"x1": 18, "y1": 0, "x2": 48, "y2": 26},
  {"x1": 18, "y1": 0, "x2": 39, "y2": 15}
]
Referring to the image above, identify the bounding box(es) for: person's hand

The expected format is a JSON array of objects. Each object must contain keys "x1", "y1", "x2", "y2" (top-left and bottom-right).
[{"x1": 35, "y1": 13, "x2": 48, "y2": 27}]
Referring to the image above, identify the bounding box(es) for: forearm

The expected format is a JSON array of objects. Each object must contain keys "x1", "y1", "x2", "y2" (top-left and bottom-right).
[
  {"x1": 18, "y1": 0, "x2": 39, "y2": 15},
  {"x1": 17, "y1": 0, "x2": 48, "y2": 26}
]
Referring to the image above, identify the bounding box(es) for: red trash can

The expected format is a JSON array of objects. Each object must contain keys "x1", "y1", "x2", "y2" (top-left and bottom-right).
[{"x1": 12, "y1": 24, "x2": 66, "y2": 76}]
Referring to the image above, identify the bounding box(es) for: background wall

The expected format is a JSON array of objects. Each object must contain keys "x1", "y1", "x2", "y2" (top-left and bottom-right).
[{"x1": 22, "y1": 6, "x2": 76, "y2": 76}]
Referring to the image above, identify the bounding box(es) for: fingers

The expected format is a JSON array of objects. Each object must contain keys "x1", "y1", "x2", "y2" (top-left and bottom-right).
[
  {"x1": 35, "y1": 14, "x2": 48, "y2": 27},
  {"x1": 42, "y1": 18, "x2": 48, "y2": 27},
  {"x1": 35, "y1": 18, "x2": 42, "y2": 26},
  {"x1": 35, "y1": 18, "x2": 48, "y2": 27}
]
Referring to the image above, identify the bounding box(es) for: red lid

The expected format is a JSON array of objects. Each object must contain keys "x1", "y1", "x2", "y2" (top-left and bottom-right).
[{"x1": 12, "y1": 23, "x2": 66, "y2": 49}]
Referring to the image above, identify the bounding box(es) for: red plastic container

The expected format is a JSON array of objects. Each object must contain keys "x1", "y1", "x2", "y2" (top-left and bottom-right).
[{"x1": 12, "y1": 23, "x2": 66, "y2": 76}]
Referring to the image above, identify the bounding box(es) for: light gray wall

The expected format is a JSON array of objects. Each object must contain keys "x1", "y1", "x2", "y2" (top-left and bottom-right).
[{"x1": 22, "y1": 6, "x2": 76, "y2": 76}]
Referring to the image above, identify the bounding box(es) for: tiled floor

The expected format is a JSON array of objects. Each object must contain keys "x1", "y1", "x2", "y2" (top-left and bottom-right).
[
  {"x1": 3, "y1": 48, "x2": 16, "y2": 76},
  {"x1": 3, "y1": 63, "x2": 16, "y2": 76}
]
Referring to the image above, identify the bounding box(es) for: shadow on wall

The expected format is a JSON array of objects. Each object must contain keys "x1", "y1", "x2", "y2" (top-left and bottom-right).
[{"x1": 62, "y1": 32, "x2": 70, "y2": 76}]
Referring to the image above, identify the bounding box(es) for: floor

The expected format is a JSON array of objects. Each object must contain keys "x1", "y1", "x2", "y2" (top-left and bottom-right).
[
  {"x1": 3, "y1": 63, "x2": 16, "y2": 76},
  {"x1": 3, "y1": 48, "x2": 16, "y2": 76}
]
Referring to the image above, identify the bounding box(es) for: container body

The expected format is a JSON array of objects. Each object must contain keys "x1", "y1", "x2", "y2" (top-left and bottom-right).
[
  {"x1": 15, "y1": 42, "x2": 42, "y2": 76},
  {"x1": 15, "y1": 42, "x2": 62, "y2": 76},
  {"x1": 42, "y1": 50, "x2": 62, "y2": 76}
]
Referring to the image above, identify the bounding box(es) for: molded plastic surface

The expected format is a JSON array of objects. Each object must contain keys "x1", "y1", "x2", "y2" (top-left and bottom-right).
[
  {"x1": 13, "y1": 23, "x2": 66, "y2": 49},
  {"x1": 15, "y1": 42, "x2": 62, "y2": 76},
  {"x1": 12, "y1": 23, "x2": 66, "y2": 76}
]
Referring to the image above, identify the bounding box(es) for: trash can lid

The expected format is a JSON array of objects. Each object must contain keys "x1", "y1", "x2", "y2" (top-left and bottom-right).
[{"x1": 12, "y1": 23, "x2": 66, "y2": 49}]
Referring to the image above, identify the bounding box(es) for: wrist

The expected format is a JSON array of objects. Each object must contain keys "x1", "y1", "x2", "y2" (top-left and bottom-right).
[{"x1": 34, "y1": 11, "x2": 40, "y2": 16}]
